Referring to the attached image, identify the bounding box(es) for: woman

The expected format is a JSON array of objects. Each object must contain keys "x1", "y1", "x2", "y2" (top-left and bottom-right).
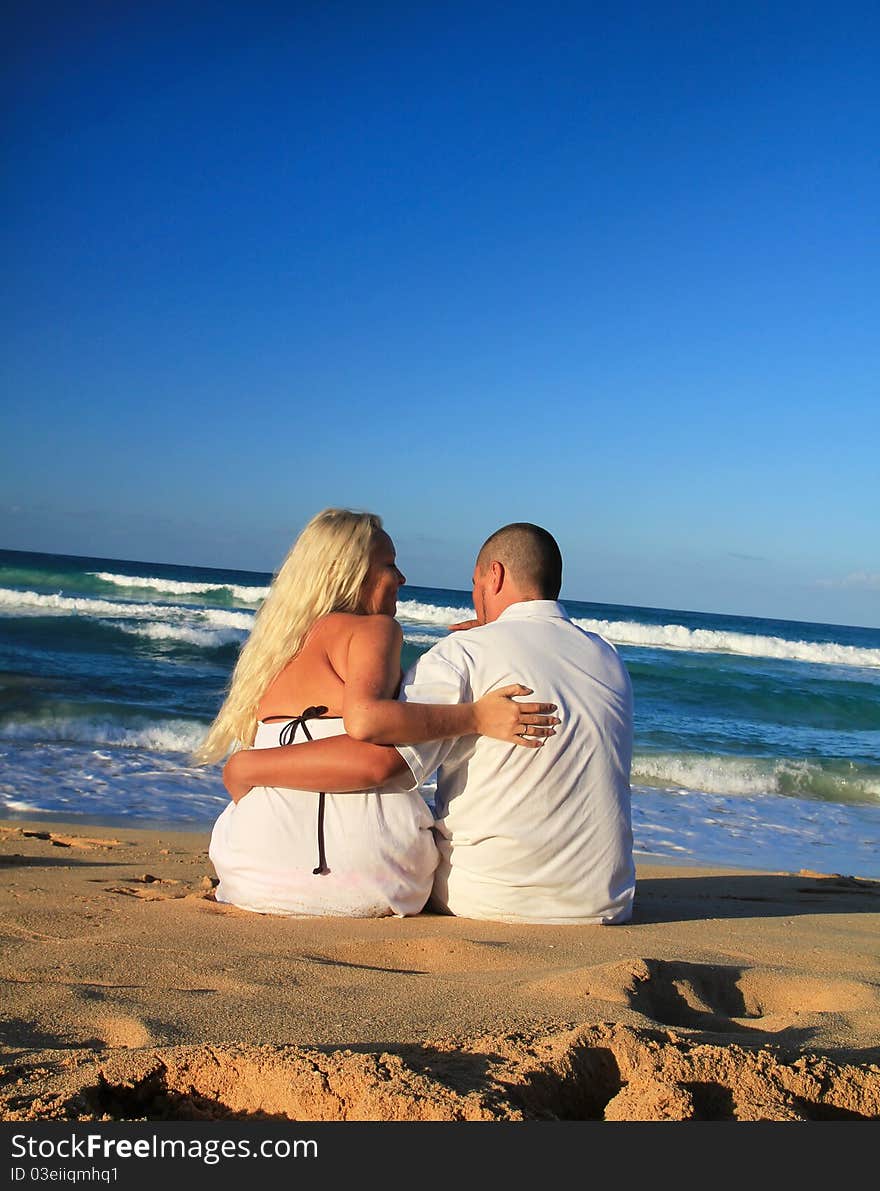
[{"x1": 198, "y1": 508, "x2": 557, "y2": 918}]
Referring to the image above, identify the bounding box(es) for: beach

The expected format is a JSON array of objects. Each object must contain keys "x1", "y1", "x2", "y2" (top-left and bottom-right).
[
  {"x1": 2, "y1": 550, "x2": 879, "y2": 1122},
  {"x1": 2, "y1": 819, "x2": 878, "y2": 1123},
  {"x1": 6, "y1": 0, "x2": 880, "y2": 1146}
]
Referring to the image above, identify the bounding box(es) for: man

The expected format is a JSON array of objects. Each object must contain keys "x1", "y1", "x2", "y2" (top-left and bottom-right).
[{"x1": 224, "y1": 523, "x2": 635, "y2": 924}]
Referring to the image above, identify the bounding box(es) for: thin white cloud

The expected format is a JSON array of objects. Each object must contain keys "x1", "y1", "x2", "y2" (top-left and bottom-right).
[{"x1": 815, "y1": 572, "x2": 880, "y2": 591}]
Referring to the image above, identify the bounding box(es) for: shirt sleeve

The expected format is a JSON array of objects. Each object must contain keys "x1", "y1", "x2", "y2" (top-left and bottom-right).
[{"x1": 383, "y1": 645, "x2": 470, "y2": 792}]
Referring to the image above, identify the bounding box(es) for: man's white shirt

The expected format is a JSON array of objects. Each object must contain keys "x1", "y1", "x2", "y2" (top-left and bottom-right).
[{"x1": 389, "y1": 600, "x2": 636, "y2": 924}]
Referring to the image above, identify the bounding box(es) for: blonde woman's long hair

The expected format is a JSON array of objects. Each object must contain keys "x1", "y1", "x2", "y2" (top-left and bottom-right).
[{"x1": 195, "y1": 508, "x2": 383, "y2": 765}]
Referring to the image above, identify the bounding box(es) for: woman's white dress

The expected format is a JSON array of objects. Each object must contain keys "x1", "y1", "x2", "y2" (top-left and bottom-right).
[{"x1": 209, "y1": 715, "x2": 438, "y2": 917}]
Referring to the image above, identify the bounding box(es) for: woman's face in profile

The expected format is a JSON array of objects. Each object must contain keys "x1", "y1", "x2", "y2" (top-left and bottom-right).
[{"x1": 359, "y1": 531, "x2": 407, "y2": 616}]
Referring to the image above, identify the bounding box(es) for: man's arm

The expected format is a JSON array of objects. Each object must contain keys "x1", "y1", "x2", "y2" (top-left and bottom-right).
[{"x1": 223, "y1": 736, "x2": 410, "y2": 803}]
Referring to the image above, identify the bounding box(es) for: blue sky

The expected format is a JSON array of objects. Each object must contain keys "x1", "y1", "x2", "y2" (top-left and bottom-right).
[{"x1": 2, "y1": 1, "x2": 878, "y2": 627}]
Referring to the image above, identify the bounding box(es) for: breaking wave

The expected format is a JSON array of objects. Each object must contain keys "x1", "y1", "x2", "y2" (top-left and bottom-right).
[
  {"x1": 114, "y1": 622, "x2": 248, "y2": 648},
  {"x1": 0, "y1": 713, "x2": 207, "y2": 753},
  {"x1": 0, "y1": 587, "x2": 255, "y2": 630},
  {"x1": 574, "y1": 617, "x2": 880, "y2": 669},
  {"x1": 397, "y1": 598, "x2": 473, "y2": 626},
  {"x1": 91, "y1": 571, "x2": 268, "y2": 603},
  {"x1": 632, "y1": 751, "x2": 880, "y2": 805}
]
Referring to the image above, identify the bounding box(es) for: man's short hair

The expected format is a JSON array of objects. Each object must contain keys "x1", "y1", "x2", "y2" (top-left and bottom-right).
[{"x1": 477, "y1": 523, "x2": 563, "y2": 599}]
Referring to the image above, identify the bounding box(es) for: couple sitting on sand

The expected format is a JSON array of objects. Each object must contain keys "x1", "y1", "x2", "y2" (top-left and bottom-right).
[{"x1": 198, "y1": 509, "x2": 635, "y2": 924}]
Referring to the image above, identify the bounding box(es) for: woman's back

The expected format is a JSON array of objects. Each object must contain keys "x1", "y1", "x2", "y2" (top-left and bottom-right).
[
  {"x1": 210, "y1": 613, "x2": 437, "y2": 918},
  {"x1": 255, "y1": 613, "x2": 369, "y2": 724}
]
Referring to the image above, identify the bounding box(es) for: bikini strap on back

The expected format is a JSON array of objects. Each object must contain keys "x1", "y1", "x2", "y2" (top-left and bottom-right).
[{"x1": 277, "y1": 706, "x2": 331, "y2": 875}]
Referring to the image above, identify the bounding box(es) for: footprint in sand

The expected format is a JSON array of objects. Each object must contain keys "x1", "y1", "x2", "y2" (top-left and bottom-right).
[
  {"x1": 3, "y1": 827, "x2": 127, "y2": 850},
  {"x1": 526, "y1": 957, "x2": 880, "y2": 1040},
  {"x1": 105, "y1": 875, "x2": 218, "y2": 901}
]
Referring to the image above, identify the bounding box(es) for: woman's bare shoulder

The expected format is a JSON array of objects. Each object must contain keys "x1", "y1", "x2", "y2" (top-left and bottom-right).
[
  {"x1": 305, "y1": 614, "x2": 401, "y2": 686},
  {"x1": 348, "y1": 614, "x2": 402, "y2": 642},
  {"x1": 315, "y1": 612, "x2": 400, "y2": 630},
  {"x1": 303, "y1": 611, "x2": 393, "y2": 642},
  {"x1": 309, "y1": 611, "x2": 361, "y2": 638},
  {"x1": 317, "y1": 612, "x2": 402, "y2": 652},
  {"x1": 306, "y1": 612, "x2": 402, "y2": 649}
]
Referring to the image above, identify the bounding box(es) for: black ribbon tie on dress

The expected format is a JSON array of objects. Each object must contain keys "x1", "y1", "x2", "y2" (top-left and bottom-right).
[{"x1": 278, "y1": 705, "x2": 331, "y2": 876}]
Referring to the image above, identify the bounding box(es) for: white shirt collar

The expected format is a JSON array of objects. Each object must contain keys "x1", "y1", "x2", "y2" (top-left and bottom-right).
[{"x1": 495, "y1": 599, "x2": 570, "y2": 624}]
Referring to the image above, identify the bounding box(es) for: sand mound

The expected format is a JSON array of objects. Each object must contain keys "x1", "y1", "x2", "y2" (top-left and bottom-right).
[
  {"x1": 527, "y1": 957, "x2": 880, "y2": 1042},
  {"x1": 3, "y1": 1023, "x2": 878, "y2": 1123}
]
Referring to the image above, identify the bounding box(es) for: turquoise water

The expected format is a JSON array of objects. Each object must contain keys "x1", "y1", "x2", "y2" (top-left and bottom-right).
[{"x1": 1, "y1": 547, "x2": 878, "y2": 878}]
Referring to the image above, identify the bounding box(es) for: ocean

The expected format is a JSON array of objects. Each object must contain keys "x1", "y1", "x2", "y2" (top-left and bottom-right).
[{"x1": 1, "y1": 547, "x2": 878, "y2": 879}]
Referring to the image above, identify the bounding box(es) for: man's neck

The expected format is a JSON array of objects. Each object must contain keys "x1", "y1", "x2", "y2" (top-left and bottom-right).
[{"x1": 487, "y1": 591, "x2": 546, "y2": 622}]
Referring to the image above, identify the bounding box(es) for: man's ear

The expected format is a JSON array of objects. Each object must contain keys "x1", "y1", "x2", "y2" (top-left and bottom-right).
[{"x1": 489, "y1": 560, "x2": 505, "y2": 595}]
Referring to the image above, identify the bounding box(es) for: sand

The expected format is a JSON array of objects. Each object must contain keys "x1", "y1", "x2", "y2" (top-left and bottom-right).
[{"x1": 1, "y1": 819, "x2": 878, "y2": 1123}]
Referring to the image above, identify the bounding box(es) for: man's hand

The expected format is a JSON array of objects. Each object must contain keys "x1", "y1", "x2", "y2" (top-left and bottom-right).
[
  {"x1": 447, "y1": 618, "x2": 479, "y2": 632},
  {"x1": 223, "y1": 751, "x2": 254, "y2": 804}
]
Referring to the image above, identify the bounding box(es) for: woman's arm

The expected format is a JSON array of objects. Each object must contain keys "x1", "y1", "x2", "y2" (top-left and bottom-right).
[
  {"x1": 223, "y1": 614, "x2": 559, "y2": 803},
  {"x1": 341, "y1": 615, "x2": 558, "y2": 746}
]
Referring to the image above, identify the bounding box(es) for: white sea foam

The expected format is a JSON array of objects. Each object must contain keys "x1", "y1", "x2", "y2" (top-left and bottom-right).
[
  {"x1": 4, "y1": 585, "x2": 878, "y2": 673},
  {"x1": 401, "y1": 600, "x2": 880, "y2": 668},
  {"x1": 573, "y1": 617, "x2": 880, "y2": 669},
  {"x1": 91, "y1": 571, "x2": 269, "y2": 603},
  {"x1": 629, "y1": 784, "x2": 880, "y2": 877},
  {"x1": 0, "y1": 587, "x2": 255, "y2": 630},
  {"x1": 401, "y1": 630, "x2": 446, "y2": 646},
  {"x1": 115, "y1": 622, "x2": 247, "y2": 647},
  {"x1": 0, "y1": 588, "x2": 155, "y2": 617},
  {"x1": 632, "y1": 752, "x2": 880, "y2": 803},
  {"x1": 400, "y1": 598, "x2": 880, "y2": 668},
  {"x1": 397, "y1": 599, "x2": 474, "y2": 625},
  {"x1": 0, "y1": 746, "x2": 229, "y2": 823},
  {"x1": 0, "y1": 715, "x2": 206, "y2": 753},
  {"x1": 2, "y1": 742, "x2": 875, "y2": 876},
  {"x1": 194, "y1": 607, "x2": 254, "y2": 629}
]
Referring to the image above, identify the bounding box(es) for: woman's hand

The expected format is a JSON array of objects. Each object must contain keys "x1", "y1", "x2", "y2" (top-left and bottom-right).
[{"x1": 474, "y1": 685, "x2": 559, "y2": 748}]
